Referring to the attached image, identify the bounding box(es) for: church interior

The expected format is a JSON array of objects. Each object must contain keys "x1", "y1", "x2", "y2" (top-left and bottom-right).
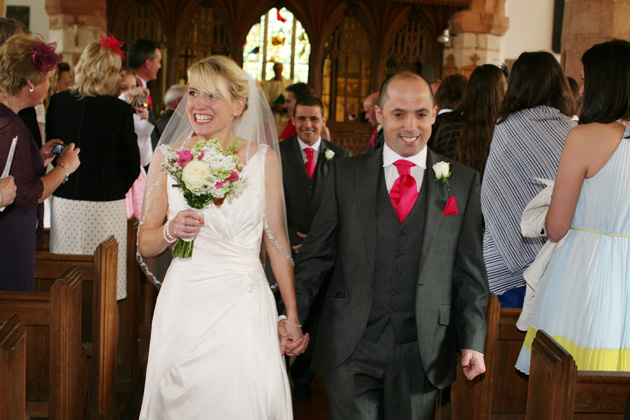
[{"x1": 2, "y1": 0, "x2": 630, "y2": 418}]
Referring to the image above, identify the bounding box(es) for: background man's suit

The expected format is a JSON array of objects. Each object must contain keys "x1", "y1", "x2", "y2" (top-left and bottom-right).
[
  {"x1": 273, "y1": 135, "x2": 350, "y2": 395},
  {"x1": 279, "y1": 136, "x2": 350, "y2": 249},
  {"x1": 294, "y1": 146, "x2": 489, "y2": 417}
]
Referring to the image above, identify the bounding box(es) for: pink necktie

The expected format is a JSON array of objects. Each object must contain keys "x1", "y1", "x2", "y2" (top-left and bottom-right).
[
  {"x1": 304, "y1": 147, "x2": 316, "y2": 179},
  {"x1": 389, "y1": 160, "x2": 418, "y2": 223}
]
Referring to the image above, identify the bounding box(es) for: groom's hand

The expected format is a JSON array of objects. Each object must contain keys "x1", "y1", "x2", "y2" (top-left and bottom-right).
[
  {"x1": 461, "y1": 349, "x2": 486, "y2": 380},
  {"x1": 278, "y1": 320, "x2": 309, "y2": 356},
  {"x1": 285, "y1": 332, "x2": 309, "y2": 356}
]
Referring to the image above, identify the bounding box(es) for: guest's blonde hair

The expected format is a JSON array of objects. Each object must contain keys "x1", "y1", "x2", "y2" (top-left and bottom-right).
[
  {"x1": 187, "y1": 55, "x2": 249, "y2": 118},
  {"x1": 73, "y1": 41, "x2": 122, "y2": 97},
  {"x1": 0, "y1": 34, "x2": 50, "y2": 96}
]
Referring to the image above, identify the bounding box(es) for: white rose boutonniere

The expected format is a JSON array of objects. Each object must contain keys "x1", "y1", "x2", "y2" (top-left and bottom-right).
[
  {"x1": 433, "y1": 161, "x2": 451, "y2": 187},
  {"x1": 325, "y1": 149, "x2": 335, "y2": 161}
]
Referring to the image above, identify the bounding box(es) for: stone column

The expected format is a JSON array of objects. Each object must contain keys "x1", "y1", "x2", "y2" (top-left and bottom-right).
[
  {"x1": 45, "y1": 0, "x2": 107, "y2": 64},
  {"x1": 443, "y1": 0, "x2": 509, "y2": 72},
  {"x1": 562, "y1": 0, "x2": 630, "y2": 80}
]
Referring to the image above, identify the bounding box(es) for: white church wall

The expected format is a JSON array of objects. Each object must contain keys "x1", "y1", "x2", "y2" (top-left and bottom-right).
[
  {"x1": 6, "y1": 0, "x2": 49, "y2": 41},
  {"x1": 500, "y1": 0, "x2": 561, "y2": 63}
]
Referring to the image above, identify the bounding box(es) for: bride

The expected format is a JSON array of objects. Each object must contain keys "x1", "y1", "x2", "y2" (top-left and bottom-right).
[{"x1": 137, "y1": 56, "x2": 308, "y2": 419}]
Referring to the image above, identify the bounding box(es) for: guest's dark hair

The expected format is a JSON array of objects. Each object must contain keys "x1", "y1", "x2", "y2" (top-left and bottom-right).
[
  {"x1": 0, "y1": 18, "x2": 28, "y2": 47},
  {"x1": 294, "y1": 95, "x2": 324, "y2": 117},
  {"x1": 567, "y1": 76, "x2": 582, "y2": 117},
  {"x1": 451, "y1": 64, "x2": 506, "y2": 174},
  {"x1": 57, "y1": 62, "x2": 71, "y2": 74},
  {"x1": 580, "y1": 39, "x2": 630, "y2": 124},
  {"x1": 435, "y1": 74, "x2": 467, "y2": 110},
  {"x1": 286, "y1": 82, "x2": 312, "y2": 100},
  {"x1": 126, "y1": 39, "x2": 160, "y2": 70},
  {"x1": 496, "y1": 51, "x2": 574, "y2": 122}
]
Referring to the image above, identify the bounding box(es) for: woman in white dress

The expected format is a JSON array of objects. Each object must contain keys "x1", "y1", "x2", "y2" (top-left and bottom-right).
[{"x1": 138, "y1": 56, "x2": 308, "y2": 419}]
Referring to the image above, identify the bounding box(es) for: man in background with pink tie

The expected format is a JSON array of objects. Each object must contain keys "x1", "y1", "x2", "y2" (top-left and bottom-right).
[
  {"x1": 287, "y1": 71, "x2": 489, "y2": 420},
  {"x1": 274, "y1": 95, "x2": 350, "y2": 398}
]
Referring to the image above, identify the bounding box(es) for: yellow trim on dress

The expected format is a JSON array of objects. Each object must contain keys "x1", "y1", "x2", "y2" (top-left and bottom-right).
[
  {"x1": 570, "y1": 227, "x2": 630, "y2": 238},
  {"x1": 523, "y1": 326, "x2": 630, "y2": 371}
]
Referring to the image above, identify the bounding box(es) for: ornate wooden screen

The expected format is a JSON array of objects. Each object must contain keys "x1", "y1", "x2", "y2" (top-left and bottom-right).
[
  {"x1": 111, "y1": 3, "x2": 167, "y2": 110},
  {"x1": 386, "y1": 15, "x2": 438, "y2": 81},
  {"x1": 111, "y1": 3, "x2": 167, "y2": 53},
  {"x1": 178, "y1": 5, "x2": 231, "y2": 83},
  {"x1": 322, "y1": 13, "x2": 372, "y2": 123}
]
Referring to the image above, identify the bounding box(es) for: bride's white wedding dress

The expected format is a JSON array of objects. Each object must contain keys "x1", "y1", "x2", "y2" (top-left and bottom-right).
[{"x1": 139, "y1": 145, "x2": 292, "y2": 419}]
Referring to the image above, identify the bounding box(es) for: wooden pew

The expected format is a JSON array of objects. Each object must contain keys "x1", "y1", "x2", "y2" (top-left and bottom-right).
[
  {"x1": 35, "y1": 237, "x2": 119, "y2": 420},
  {"x1": 492, "y1": 307, "x2": 529, "y2": 420},
  {"x1": 0, "y1": 266, "x2": 87, "y2": 420},
  {"x1": 326, "y1": 121, "x2": 374, "y2": 156},
  {"x1": 527, "y1": 329, "x2": 630, "y2": 420},
  {"x1": 449, "y1": 293, "x2": 500, "y2": 420},
  {"x1": 433, "y1": 294, "x2": 500, "y2": 420},
  {"x1": 0, "y1": 314, "x2": 26, "y2": 420},
  {"x1": 117, "y1": 218, "x2": 142, "y2": 381}
]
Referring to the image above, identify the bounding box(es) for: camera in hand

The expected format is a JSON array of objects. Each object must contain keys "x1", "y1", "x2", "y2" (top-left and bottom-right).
[
  {"x1": 51, "y1": 143, "x2": 66, "y2": 156},
  {"x1": 132, "y1": 97, "x2": 148, "y2": 109}
]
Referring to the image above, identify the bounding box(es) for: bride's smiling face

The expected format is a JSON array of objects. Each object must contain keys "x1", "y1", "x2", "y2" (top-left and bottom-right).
[{"x1": 186, "y1": 84, "x2": 244, "y2": 140}]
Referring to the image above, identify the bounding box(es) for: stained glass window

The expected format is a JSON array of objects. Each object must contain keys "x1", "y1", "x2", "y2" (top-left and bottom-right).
[{"x1": 243, "y1": 7, "x2": 310, "y2": 83}]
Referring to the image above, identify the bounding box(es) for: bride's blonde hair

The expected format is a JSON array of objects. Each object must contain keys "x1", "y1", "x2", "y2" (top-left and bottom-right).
[{"x1": 187, "y1": 56, "x2": 249, "y2": 118}]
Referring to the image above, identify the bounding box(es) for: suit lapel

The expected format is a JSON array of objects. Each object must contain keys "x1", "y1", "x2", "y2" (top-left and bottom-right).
[
  {"x1": 417, "y1": 150, "x2": 450, "y2": 278},
  {"x1": 355, "y1": 150, "x2": 382, "y2": 278},
  {"x1": 311, "y1": 142, "x2": 331, "y2": 205}
]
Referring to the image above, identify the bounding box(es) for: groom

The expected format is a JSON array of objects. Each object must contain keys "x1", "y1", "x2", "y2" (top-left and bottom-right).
[{"x1": 286, "y1": 71, "x2": 489, "y2": 419}]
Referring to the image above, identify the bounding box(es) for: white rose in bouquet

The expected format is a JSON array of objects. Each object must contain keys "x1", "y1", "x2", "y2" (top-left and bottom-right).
[{"x1": 182, "y1": 160, "x2": 209, "y2": 191}]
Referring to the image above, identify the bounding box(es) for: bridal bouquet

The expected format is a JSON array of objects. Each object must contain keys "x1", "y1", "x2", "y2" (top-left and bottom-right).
[{"x1": 162, "y1": 138, "x2": 246, "y2": 258}]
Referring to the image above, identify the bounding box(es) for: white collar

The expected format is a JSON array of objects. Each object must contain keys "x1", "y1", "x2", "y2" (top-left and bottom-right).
[
  {"x1": 382, "y1": 143, "x2": 427, "y2": 169},
  {"x1": 136, "y1": 75, "x2": 148, "y2": 88},
  {"x1": 297, "y1": 136, "x2": 322, "y2": 152}
]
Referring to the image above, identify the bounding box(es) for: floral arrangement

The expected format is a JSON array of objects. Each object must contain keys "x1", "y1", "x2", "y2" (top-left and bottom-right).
[
  {"x1": 161, "y1": 138, "x2": 247, "y2": 257},
  {"x1": 325, "y1": 149, "x2": 335, "y2": 160}
]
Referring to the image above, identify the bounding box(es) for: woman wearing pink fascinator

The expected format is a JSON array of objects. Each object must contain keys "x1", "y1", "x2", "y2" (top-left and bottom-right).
[{"x1": 0, "y1": 34, "x2": 81, "y2": 291}]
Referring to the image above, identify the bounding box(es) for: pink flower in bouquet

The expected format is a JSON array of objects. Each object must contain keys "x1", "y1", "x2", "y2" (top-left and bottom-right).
[
  {"x1": 228, "y1": 171, "x2": 239, "y2": 182},
  {"x1": 198, "y1": 149, "x2": 206, "y2": 160},
  {"x1": 215, "y1": 180, "x2": 226, "y2": 189},
  {"x1": 176, "y1": 150, "x2": 194, "y2": 167}
]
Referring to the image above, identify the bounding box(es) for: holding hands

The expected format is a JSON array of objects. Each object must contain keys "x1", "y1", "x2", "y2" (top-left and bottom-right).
[{"x1": 278, "y1": 318, "x2": 309, "y2": 356}]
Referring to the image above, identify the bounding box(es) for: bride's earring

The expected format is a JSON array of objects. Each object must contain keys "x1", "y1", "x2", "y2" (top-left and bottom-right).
[{"x1": 29, "y1": 87, "x2": 34, "y2": 93}]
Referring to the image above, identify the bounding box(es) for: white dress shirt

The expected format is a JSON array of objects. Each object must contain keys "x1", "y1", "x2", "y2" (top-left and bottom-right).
[
  {"x1": 297, "y1": 137, "x2": 322, "y2": 167},
  {"x1": 136, "y1": 75, "x2": 147, "y2": 88},
  {"x1": 382, "y1": 143, "x2": 427, "y2": 193}
]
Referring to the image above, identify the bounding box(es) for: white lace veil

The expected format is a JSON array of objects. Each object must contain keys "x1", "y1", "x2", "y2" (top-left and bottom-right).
[{"x1": 137, "y1": 62, "x2": 291, "y2": 288}]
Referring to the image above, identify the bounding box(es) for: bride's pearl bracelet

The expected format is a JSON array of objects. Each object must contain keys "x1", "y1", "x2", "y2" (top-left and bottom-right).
[
  {"x1": 277, "y1": 316, "x2": 302, "y2": 328},
  {"x1": 163, "y1": 219, "x2": 177, "y2": 244}
]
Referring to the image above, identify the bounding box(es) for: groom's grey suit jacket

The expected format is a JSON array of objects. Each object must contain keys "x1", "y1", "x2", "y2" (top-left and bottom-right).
[{"x1": 294, "y1": 147, "x2": 489, "y2": 389}]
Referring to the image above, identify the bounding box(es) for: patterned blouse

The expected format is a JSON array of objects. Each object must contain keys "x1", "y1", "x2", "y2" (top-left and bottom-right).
[{"x1": 481, "y1": 105, "x2": 576, "y2": 294}]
